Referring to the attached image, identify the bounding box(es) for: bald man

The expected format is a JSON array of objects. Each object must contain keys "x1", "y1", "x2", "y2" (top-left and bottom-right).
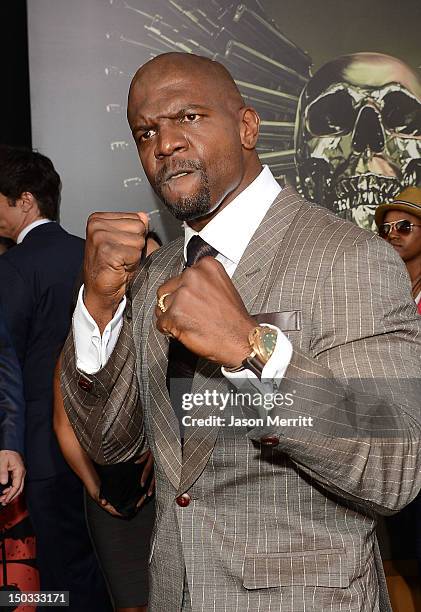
[{"x1": 62, "y1": 53, "x2": 421, "y2": 612}]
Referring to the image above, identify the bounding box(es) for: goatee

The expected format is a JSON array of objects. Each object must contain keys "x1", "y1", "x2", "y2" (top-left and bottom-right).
[{"x1": 154, "y1": 160, "x2": 211, "y2": 221}]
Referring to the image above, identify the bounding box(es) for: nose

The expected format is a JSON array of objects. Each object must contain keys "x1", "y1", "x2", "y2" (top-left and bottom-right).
[
  {"x1": 352, "y1": 106, "x2": 385, "y2": 154},
  {"x1": 154, "y1": 123, "x2": 188, "y2": 159},
  {"x1": 387, "y1": 223, "x2": 401, "y2": 240}
]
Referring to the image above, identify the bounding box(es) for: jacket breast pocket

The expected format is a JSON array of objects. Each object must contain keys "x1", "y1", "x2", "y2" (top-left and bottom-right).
[{"x1": 243, "y1": 548, "x2": 349, "y2": 589}]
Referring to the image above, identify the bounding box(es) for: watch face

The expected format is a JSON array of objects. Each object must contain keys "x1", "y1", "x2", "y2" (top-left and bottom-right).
[
  {"x1": 260, "y1": 328, "x2": 278, "y2": 359},
  {"x1": 248, "y1": 326, "x2": 278, "y2": 364}
]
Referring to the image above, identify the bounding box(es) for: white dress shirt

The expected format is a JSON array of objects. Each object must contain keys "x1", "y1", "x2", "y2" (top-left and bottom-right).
[
  {"x1": 73, "y1": 166, "x2": 293, "y2": 386},
  {"x1": 17, "y1": 218, "x2": 53, "y2": 244}
]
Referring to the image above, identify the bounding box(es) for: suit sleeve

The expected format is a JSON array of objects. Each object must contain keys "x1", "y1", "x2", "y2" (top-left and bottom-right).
[
  {"x1": 60, "y1": 307, "x2": 146, "y2": 464},
  {"x1": 247, "y1": 237, "x2": 421, "y2": 515},
  {"x1": 0, "y1": 309, "x2": 25, "y2": 454},
  {"x1": 0, "y1": 259, "x2": 33, "y2": 365}
]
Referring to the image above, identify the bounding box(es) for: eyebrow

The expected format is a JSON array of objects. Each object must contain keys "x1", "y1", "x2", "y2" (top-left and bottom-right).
[
  {"x1": 131, "y1": 104, "x2": 209, "y2": 135},
  {"x1": 173, "y1": 106, "x2": 203, "y2": 119},
  {"x1": 131, "y1": 123, "x2": 150, "y2": 136}
]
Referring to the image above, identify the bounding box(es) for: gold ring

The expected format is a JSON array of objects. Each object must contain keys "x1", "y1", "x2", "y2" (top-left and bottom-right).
[{"x1": 157, "y1": 292, "x2": 171, "y2": 313}]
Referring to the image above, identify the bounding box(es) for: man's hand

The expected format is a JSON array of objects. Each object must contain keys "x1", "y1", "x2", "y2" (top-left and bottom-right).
[
  {"x1": 0, "y1": 450, "x2": 25, "y2": 505},
  {"x1": 83, "y1": 211, "x2": 149, "y2": 333},
  {"x1": 155, "y1": 257, "x2": 255, "y2": 368}
]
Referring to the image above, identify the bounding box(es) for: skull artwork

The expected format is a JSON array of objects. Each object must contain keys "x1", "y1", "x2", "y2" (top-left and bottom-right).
[{"x1": 295, "y1": 53, "x2": 421, "y2": 230}]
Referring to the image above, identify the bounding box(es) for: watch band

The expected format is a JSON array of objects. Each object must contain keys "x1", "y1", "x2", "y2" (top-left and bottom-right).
[{"x1": 242, "y1": 352, "x2": 266, "y2": 379}]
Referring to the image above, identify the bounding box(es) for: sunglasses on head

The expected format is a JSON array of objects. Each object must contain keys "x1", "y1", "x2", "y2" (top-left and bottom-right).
[{"x1": 378, "y1": 218, "x2": 421, "y2": 238}]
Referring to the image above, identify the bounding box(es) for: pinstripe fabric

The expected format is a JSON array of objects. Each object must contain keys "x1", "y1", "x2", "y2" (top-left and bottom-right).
[{"x1": 61, "y1": 186, "x2": 421, "y2": 611}]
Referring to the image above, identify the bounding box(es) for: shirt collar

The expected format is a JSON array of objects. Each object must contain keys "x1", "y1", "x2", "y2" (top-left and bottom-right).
[
  {"x1": 17, "y1": 219, "x2": 53, "y2": 244},
  {"x1": 183, "y1": 166, "x2": 281, "y2": 264}
]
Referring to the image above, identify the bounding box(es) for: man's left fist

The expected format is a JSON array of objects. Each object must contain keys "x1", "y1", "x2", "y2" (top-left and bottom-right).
[{"x1": 155, "y1": 257, "x2": 255, "y2": 368}]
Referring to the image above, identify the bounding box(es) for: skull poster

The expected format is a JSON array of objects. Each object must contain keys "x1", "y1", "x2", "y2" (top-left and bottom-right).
[{"x1": 295, "y1": 53, "x2": 421, "y2": 230}]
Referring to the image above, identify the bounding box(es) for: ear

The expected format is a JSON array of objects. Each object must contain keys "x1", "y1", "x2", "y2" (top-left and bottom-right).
[
  {"x1": 18, "y1": 191, "x2": 36, "y2": 213},
  {"x1": 239, "y1": 107, "x2": 260, "y2": 150}
]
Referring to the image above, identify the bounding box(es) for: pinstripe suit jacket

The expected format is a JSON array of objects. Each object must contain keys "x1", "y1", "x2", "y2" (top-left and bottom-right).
[{"x1": 62, "y1": 186, "x2": 421, "y2": 612}]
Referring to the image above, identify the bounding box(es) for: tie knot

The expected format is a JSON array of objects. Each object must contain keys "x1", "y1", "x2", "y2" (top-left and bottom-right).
[{"x1": 186, "y1": 235, "x2": 218, "y2": 267}]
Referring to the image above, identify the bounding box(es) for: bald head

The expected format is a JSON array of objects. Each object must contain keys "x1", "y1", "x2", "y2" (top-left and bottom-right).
[{"x1": 128, "y1": 52, "x2": 245, "y2": 121}]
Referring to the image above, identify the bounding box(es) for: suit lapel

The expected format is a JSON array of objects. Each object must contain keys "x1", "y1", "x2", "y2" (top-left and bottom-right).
[
  {"x1": 177, "y1": 359, "x2": 226, "y2": 494},
  {"x1": 143, "y1": 241, "x2": 185, "y2": 490},
  {"x1": 178, "y1": 186, "x2": 305, "y2": 493},
  {"x1": 231, "y1": 185, "x2": 305, "y2": 314}
]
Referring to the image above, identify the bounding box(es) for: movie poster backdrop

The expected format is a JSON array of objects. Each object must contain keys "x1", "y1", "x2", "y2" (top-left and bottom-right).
[
  {"x1": 24, "y1": 0, "x2": 421, "y2": 584},
  {"x1": 28, "y1": 0, "x2": 421, "y2": 238}
]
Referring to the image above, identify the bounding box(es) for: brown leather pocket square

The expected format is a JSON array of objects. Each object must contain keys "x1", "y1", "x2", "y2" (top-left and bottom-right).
[{"x1": 253, "y1": 311, "x2": 301, "y2": 331}]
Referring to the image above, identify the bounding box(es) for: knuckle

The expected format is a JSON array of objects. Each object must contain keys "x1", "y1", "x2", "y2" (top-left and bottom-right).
[
  {"x1": 198, "y1": 255, "x2": 212, "y2": 266},
  {"x1": 181, "y1": 267, "x2": 195, "y2": 283},
  {"x1": 88, "y1": 211, "x2": 100, "y2": 222},
  {"x1": 177, "y1": 285, "x2": 193, "y2": 302},
  {"x1": 90, "y1": 228, "x2": 107, "y2": 247},
  {"x1": 136, "y1": 218, "x2": 147, "y2": 233},
  {"x1": 167, "y1": 302, "x2": 182, "y2": 323},
  {"x1": 87, "y1": 212, "x2": 103, "y2": 233},
  {"x1": 200, "y1": 256, "x2": 220, "y2": 271},
  {"x1": 87, "y1": 212, "x2": 98, "y2": 226},
  {"x1": 136, "y1": 233, "x2": 146, "y2": 249},
  {"x1": 98, "y1": 238, "x2": 114, "y2": 258}
]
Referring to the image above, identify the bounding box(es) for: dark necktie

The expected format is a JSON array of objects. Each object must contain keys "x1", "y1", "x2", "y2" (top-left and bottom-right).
[
  {"x1": 185, "y1": 235, "x2": 218, "y2": 266},
  {"x1": 166, "y1": 236, "x2": 218, "y2": 437}
]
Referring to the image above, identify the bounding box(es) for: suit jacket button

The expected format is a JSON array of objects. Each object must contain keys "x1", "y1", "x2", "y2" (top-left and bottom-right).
[
  {"x1": 260, "y1": 435, "x2": 280, "y2": 446},
  {"x1": 78, "y1": 375, "x2": 93, "y2": 392},
  {"x1": 176, "y1": 493, "x2": 191, "y2": 507}
]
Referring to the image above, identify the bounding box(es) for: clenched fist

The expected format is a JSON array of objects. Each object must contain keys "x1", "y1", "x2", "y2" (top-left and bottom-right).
[
  {"x1": 155, "y1": 257, "x2": 255, "y2": 368},
  {"x1": 83, "y1": 211, "x2": 148, "y2": 332}
]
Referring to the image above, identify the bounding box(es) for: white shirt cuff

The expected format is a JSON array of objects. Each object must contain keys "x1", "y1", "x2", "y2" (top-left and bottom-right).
[
  {"x1": 221, "y1": 324, "x2": 293, "y2": 391},
  {"x1": 72, "y1": 285, "x2": 126, "y2": 374}
]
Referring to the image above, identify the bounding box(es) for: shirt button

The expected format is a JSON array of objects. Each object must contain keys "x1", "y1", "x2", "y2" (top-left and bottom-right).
[
  {"x1": 176, "y1": 493, "x2": 191, "y2": 507},
  {"x1": 260, "y1": 435, "x2": 280, "y2": 447}
]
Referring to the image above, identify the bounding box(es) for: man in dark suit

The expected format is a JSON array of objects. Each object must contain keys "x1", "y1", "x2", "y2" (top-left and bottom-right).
[
  {"x1": 0, "y1": 147, "x2": 112, "y2": 611},
  {"x1": 0, "y1": 305, "x2": 26, "y2": 505}
]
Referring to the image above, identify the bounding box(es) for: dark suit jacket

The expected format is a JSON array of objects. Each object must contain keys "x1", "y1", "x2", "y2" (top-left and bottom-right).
[
  {"x1": 0, "y1": 222, "x2": 84, "y2": 479},
  {"x1": 0, "y1": 305, "x2": 25, "y2": 454}
]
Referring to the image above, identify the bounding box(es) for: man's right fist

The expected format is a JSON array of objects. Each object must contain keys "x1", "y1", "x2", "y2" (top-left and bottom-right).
[{"x1": 83, "y1": 211, "x2": 148, "y2": 332}]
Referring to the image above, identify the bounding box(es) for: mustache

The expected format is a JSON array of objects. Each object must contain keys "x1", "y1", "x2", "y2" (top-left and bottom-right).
[{"x1": 155, "y1": 160, "x2": 204, "y2": 186}]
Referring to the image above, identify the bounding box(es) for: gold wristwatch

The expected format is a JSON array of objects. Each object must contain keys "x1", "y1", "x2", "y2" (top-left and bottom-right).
[{"x1": 243, "y1": 326, "x2": 278, "y2": 378}]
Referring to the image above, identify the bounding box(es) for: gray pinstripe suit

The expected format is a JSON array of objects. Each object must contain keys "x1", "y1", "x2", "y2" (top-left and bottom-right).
[{"x1": 62, "y1": 187, "x2": 421, "y2": 611}]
